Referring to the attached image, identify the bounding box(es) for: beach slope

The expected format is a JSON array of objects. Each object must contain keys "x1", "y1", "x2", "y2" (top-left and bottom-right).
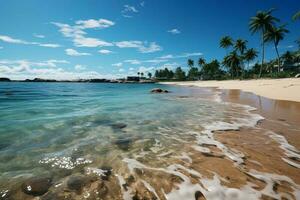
[{"x1": 161, "y1": 78, "x2": 300, "y2": 102}]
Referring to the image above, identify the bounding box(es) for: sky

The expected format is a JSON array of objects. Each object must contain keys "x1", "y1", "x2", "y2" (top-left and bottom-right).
[{"x1": 0, "y1": 0, "x2": 299, "y2": 80}]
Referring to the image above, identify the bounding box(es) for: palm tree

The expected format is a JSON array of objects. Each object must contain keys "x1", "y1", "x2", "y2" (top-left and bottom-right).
[
  {"x1": 234, "y1": 39, "x2": 248, "y2": 54},
  {"x1": 187, "y1": 59, "x2": 194, "y2": 68},
  {"x1": 198, "y1": 58, "x2": 205, "y2": 68},
  {"x1": 148, "y1": 72, "x2": 152, "y2": 79},
  {"x1": 244, "y1": 48, "x2": 258, "y2": 69},
  {"x1": 292, "y1": 11, "x2": 300, "y2": 21},
  {"x1": 249, "y1": 8, "x2": 279, "y2": 77},
  {"x1": 264, "y1": 24, "x2": 289, "y2": 72},
  {"x1": 281, "y1": 51, "x2": 294, "y2": 64},
  {"x1": 137, "y1": 72, "x2": 140, "y2": 77},
  {"x1": 222, "y1": 51, "x2": 241, "y2": 78},
  {"x1": 220, "y1": 36, "x2": 233, "y2": 51},
  {"x1": 141, "y1": 72, "x2": 144, "y2": 77}
]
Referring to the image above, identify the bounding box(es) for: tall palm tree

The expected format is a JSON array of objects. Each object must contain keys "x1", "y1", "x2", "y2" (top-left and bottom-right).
[
  {"x1": 141, "y1": 72, "x2": 144, "y2": 77},
  {"x1": 281, "y1": 51, "x2": 294, "y2": 64},
  {"x1": 198, "y1": 58, "x2": 205, "y2": 68},
  {"x1": 187, "y1": 59, "x2": 194, "y2": 68},
  {"x1": 234, "y1": 39, "x2": 248, "y2": 54},
  {"x1": 244, "y1": 48, "x2": 258, "y2": 69},
  {"x1": 137, "y1": 72, "x2": 140, "y2": 77},
  {"x1": 264, "y1": 24, "x2": 289, "y2": 72},
  {"x1": 220, "y1": 36, "x2": 233, "y2": 52},
  {"x1": 249, "y1": 8, "x2": 279, "y2": 77},
  {"x1": 222, "y1": 51, "x2": 241, "y2": 78}
]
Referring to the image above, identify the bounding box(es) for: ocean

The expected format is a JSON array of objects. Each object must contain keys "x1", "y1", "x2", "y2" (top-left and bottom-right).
[{"x1": 0, "y1": 82, "x2": 299, "y2": 200}]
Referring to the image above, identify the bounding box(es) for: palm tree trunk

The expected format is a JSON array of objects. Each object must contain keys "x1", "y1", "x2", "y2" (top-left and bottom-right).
[
  {"x1": 259, "y1": 30, "x2": 265, "y2": 78},
  {"x1": 274, "y1": 42, "x2": 281, "y2": 73}
]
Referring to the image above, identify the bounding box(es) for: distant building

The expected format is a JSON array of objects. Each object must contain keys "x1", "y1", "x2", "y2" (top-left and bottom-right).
[{"x1": 126, "y1": 76, "x2": 140, "y2": 82}]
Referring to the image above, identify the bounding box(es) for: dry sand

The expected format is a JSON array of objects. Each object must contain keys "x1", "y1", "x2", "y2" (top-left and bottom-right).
[{"x1": 161, "y1": 78, "x2": 300, "y2": 102}]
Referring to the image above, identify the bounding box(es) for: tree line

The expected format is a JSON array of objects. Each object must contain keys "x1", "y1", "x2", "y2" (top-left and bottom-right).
[{"x1": 154, "y1": 9, "x2": 300, "y2": 81}]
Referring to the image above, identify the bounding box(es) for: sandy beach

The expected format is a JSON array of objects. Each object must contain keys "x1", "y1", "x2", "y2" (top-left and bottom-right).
[{"x1": 161, "y1": 78, "x2": 300, "y2": 102}]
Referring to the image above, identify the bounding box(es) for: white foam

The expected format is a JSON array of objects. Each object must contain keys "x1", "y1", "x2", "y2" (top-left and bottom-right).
[
  {"x1": 247, "y1": 169, "x2": 300, "y2": 199},
  {"x1": 85, "y1": 167, "x2": 107, "y2": 176},
  {"x1": 39, "y1": 156, "x2": 92, "y2": 169},
  {"x1": 173, "y1": 152, "x2": 193, "y2": 163},
  {"x1": 116, "y1": 174, "x2": 133, "y2": 200},
  {"x1": 268, "y1": 131, "x2": 300, "y2": 169},
  {"x1": 141, "y1": 180, "x2": 161, "y2": 200}
]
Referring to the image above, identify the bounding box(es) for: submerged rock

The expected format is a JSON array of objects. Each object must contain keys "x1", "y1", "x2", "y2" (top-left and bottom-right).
[
  {"x1": 100, "y1": 166, "x2": 112, "y2": 180},
  {"x1": 111, "y1": 123, "x2": 127, "y2": 129},
  {"x1": 21, "y1": 177, "x2": 52, "y2": 196},
  {"x1": 67, "y1": 175, "x2": 87, "y2": 191},
  {"x1": 114, "y1": 137, "x2": 134, "y2": 150},
  {"x1": 150, "y1": 88, "x2": 169, "y2": 93},
  {"x1": 195, "y1": 190, "x2": 205, "y2": 200}
]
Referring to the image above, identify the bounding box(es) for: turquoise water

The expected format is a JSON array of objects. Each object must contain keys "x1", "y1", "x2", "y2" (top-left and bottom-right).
[{"x1": 0, "y1": 82, "x2": 257, "y2": 198}]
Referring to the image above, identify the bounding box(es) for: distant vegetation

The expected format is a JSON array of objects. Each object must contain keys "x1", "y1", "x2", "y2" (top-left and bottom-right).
[{"x1": 155, "y1": 9, "x2": 300, "y2": 81}]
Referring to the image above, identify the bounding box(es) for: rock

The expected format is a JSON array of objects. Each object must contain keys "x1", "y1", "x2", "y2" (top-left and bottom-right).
[
  {"x1": 100, "y1": 166, "x2": 112, "y2": 180},
  {"x1": 195, "y1": 190, "x2": 205, "y2": 200},
  {"x1": 114, "y1": 137, "x2": 133, "y2": 150},
  {"x1": 21, "y1": 177, "x2": 52, "y2": 196},
  {"x1": 67, "y1": 175, "x2": 86, "y2": 191},
  {"x1": 150, "y1": 88, "x2": 169, "y2": 93},
  {"x1": 111, "y1": 123, "x2": 127, "y2": 129}
]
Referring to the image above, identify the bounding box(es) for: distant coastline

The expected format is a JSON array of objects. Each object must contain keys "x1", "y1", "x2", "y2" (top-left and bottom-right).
[{"x1": 0, "y1": 77, "x2": 156, "y2": 84}]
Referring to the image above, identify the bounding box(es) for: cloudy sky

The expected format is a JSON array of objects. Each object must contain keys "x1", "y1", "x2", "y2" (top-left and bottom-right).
[{"x1": 0, "y1": 0, "x2": 299, "y2": 80}]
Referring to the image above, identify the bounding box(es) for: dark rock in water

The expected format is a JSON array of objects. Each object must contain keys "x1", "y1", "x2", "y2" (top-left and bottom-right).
[
  {"x1": 111, "y1": 123, "x2": 127, "y2": 129},
  {"x1": 0, "y1": 142, "x2": 10, "y2": 150},
  {"x1": 21, "y1": 177, "x2": 52, "y2": 196},
  {"x1": 114, "y1": 137, "x2": 133, "y2": 150},
  {"x1": 150, "y1": 88, "x2": 169, "y2": 93},
  {"x1": 100, "y1": 166, "x2": 112, "y2": 181},
  {"x1": 195, "y1": 190, "x2": 205, "y2": 200},
  {"x1": 67, "y1": 175, "x2": 86, "y2": 191}
]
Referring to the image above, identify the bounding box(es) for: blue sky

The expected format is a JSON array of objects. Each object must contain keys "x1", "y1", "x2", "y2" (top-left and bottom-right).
[{"x1": 0, "y1": 0, "x2": 299, "y2": 80}]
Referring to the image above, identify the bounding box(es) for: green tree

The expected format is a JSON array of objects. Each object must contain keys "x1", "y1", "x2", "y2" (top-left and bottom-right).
[
  {"x1": 264, "y1": 24, "x2": 289, "y2": 72},
  {"x1": 198, "y1": 58, "x2": 206, "y2": 68},
  {"x1": 244, "y1": 48, "x2": 258, "y2": 69},
  {"x1": 220, "y1": 36, "x2": 233, "y2": 51},
  {"x1": 137, "y1": 72, "x2": 140, "y2": 77},
  {"x1": 174, "y1": 67, "x2": 186, "y2": 81},
  {"x1": 141, "y1": 72, "x2": 144, "y2": 77},
  {"x1": 187, "y1": 59, "x2": 194, "y2": 68},
  {"x1": 187, "y1": 67, "x2": 199, "y2": 80},
  {"x1": 281, "y1": 51, "x2": 294, "y2": 65},
  {"x1": 249, "y1": 8, "x2": 279, "y2": 77},
  {"x1": 234, "y1": 39, "x2": 248, "y2": 54},
  {"x1": 202, "y1": 60, "x2": 223, "y2": 80},
  {"x1": 147, "y1": 72, "x2": 152, "y2": 79},
  {"x1": 222, "y1": 51, "x2": 241, "y2": 78}
]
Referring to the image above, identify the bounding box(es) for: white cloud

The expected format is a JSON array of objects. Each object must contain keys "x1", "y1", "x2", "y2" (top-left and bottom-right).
[
  {"x1": 140, "y1": 1, "x2": 145, "y2": 7},
  {"x1": 0, "y1": 35, "x2": 29, "y2": 44},
  {"x1": 76, "y1": 19, "x2": 115, "y2": 29},
  {"x1": 112, "y1": 62, "x2": 123, "y2": 67},
  {"x1": 0, "y1": 35, "x2": 61, "y2": 48},
  {"x1": 129, "y1": 67, "x2": 135, "y2": 71},
  {"x1": 74, "y1": 64, "x2": 86, "y2": 71},
  {"x1": 158, "y1": 52, "x2": 203, "y2": 59},
  {"x1": 0, "y1": 59, "x2": 118, "y2": 80},
  {"x1": 122, "y1": 5, "x2": 139, "y2": 18},
  {"x1": 65, "y1": 48, "x2": 91, "y2": 56},
  {"x1": 52, "y1": 19, "x2": 114, "y2": 48},
  {"x1": 124, "y1": 59, "x2": 141, "y2": 65},
  {"x1": 145, "y1": 59, "x2": 168, "y2": 64},
  {"x1": 168, "y1": 29, "x2": 181, "y2": 34},
  {"x1": 33, "y1": 34, "x2": 45, "y2": 38},
  {"x1": 98, "y1": 49, "x2": 113, "y2": 54},
  {"x1": 38, "y1": 43, "x2": 61, "y2": 48},
  {"x1": 118, "y1": 68, "x2": 125, "y2": 72},
  {"x1": 73, "y1": 36, "x2": 113, "y2": 47},
  {"x1": 115, "y1": 41, "x2": 162, "y2": 53}
]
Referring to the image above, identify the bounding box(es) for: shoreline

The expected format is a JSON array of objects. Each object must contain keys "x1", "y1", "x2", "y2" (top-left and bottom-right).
[{"x1": 160, "y1": 78, "x2": 300, "y2": 102}]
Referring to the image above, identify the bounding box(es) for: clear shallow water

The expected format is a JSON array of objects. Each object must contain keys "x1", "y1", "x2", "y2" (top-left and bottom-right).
[{"x1": 0, "y1": 82, "x2": 299, "y2": 199}]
